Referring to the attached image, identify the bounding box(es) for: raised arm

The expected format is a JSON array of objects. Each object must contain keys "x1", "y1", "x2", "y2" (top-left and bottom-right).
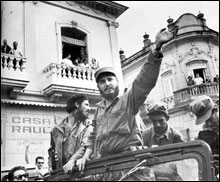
[{"x1": 127, "y1": 27, "x2": 178, "y2": 115}]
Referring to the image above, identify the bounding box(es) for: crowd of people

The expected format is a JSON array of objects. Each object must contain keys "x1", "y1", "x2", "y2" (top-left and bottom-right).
[
  {"x1": 187, "y1": 73, "x2": 219, "y2": 86},
  {"x1": 61, "y1": 53, "x2": 99, "y2": 71},
  {"x1": 1, "y1": 39, "x2": 22, "y2": 57},
  {"x1": 3, "y1": 26, "x2": 219, "y2": 181}
]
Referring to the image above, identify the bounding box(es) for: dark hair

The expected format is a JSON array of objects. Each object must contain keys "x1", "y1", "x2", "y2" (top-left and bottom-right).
[
  {"x1": 8, "y1": 166, "x2": 27, "y2": 181},
  {"x1": 66, "y1": 94, "x2": 88, "y2": 114},
  {"x1": 35, "y1": 156, "x2": 44, "y2": 163}
]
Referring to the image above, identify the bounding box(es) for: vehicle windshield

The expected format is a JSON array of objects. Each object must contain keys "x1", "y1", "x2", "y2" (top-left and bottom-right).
[
  {"x1": 152, "y1": 158, "x2": 199, "y2": 181},
  {"x1": 72, "y1": 158, "x2": 199, "y2": 181}
]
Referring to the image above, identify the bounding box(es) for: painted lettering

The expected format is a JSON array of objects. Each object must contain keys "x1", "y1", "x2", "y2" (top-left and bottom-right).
[
  {"x1": 23, "y1": 118, "x2": 31, "y2": 124},
  {"x1": 33, "y1": 118, "x2": 41, "y2": 124},
  {"x1": 43, "y1": 119, "x2": 50, "y2": 125},
  {"x1": 11, "y1": 126, "x2": 52, "y2": 133},
  {"x1": 23, "y1": 126, "x2": 31, "y2": 133},
  {"x1": 33, "y1": 127, "x2": 41, "y2": 133},
  {"x1": 12, "y1": 126, "x2": 21, "y2": 132},
  {"x1": 43, "y1": 127, "x2": 51, "y2": 133},
  {"x1": 12, "y1": 117, "x2": 21, "y2": 123}
]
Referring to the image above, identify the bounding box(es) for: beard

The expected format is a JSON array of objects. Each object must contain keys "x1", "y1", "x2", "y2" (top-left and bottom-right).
[
  {"x1": 74, "y1": 108, "x2": 88, "y2": 122},
  {"x1": 99, "y1": 86, "x2": 119, "y2": 101},
  {"x1": 154, "y1": 124, "x2": 168, "y2": 135}
]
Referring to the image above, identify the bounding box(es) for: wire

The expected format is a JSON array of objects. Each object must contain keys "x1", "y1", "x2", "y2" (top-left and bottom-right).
[{"x1": 118, "y1": 159, "x2": 147, "y2": 181}]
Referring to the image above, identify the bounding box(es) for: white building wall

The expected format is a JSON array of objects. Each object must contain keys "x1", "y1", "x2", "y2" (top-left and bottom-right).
[
  {"x1": 1, "y1": 1, "x2": 126, "y2": 167},
  {"x1": 1, "y1": 1, "x2": 122, "y2": 93}
]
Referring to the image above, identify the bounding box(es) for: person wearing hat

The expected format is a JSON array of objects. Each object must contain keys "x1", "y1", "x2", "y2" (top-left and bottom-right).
[
  {"x1": 142, "y1": 102, "x2": 183, "y2": 148},
  {"x1": 187, "y1": 75, "x2": 195, "y2": 86},
  {"x1": 189, "y1": 95, "x2": 219, "y2": 155},
  {"x1": 88, "y1": 26, "x2": 178, "y2": 158},
  {"x1": 82, "y1": 27, "x2": 178, "y2": 180}
]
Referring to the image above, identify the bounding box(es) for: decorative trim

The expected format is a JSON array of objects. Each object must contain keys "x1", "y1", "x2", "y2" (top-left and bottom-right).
[{"x1": 107, "y1": 20, "x2": 119, "y2": 28}]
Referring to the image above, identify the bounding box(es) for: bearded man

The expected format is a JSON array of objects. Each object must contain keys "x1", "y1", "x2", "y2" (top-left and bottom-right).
[
  {"x1": 48, "y1": 94, "x2": 93, "y2": 173},
  {"x1": 89, "y1": 26, "x2": 179, "y2": 159}
]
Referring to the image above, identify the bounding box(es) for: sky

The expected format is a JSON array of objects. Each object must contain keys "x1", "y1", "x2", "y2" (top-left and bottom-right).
[{"x1": 115, "y1": 1, "x2": 219, "y2": 57}]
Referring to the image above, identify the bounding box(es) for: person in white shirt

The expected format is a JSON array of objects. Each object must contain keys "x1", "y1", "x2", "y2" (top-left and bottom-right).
[
  {"x1": 62, "y1": 53, "x2": 73, "y2": 66},
  {"x1": 35, "y1": 156, "x2": 49, "y2": 178},
  {"x1": 194, "y1": 73, "x2": 204, "y2": 85},
  {"x1": 9, "y1": 41, "x2": 22, "y2": 57},
  {"x1": 90, "y1": 58, "x2": 99, "y2": 70}
]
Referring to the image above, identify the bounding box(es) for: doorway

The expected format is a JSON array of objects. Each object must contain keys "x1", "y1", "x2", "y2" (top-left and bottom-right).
[{"x1": 193, "y1": 68, "x2": 205, "y2": 80}]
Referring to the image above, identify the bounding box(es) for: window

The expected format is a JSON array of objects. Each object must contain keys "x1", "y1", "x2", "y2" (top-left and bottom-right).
[
  {"x1": 61, "y1": 26, "x2": 88, "y2": 65},
  {"x1": 162, "y1": 71, "x2": 175, "y2": 97}
]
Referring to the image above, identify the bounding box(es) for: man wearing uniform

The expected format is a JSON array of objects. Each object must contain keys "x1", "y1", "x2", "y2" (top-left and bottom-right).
[
  {"x1": 84, "y1": 26, "x2": 179, "y2": 180},
  {"x1": 142, "y1": 102, "x2": 184, "y2": 148},
  {"x1": 48, "y1": 94, "x2": 93, "y2": 173}
]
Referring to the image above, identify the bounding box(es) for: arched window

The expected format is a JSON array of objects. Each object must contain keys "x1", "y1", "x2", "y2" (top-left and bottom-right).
[
  {"x1": 61, "y1": 27, "x2": 88, "y2": 65},
  {"x1": 56, "y1": 21, "x2": 90, "y2": 65}
]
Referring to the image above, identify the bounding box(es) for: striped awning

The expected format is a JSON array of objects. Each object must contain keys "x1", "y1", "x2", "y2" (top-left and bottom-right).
[
  {"x1": 1, "y1": 99, "x2": 97, "y2": 110},
  {"x1": 1, "y1": 99, "x2": 65, "y2": 108}
]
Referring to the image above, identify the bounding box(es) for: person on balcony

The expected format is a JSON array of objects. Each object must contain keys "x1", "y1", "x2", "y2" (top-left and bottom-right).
[
  {"x1": 142, "y1": 102, "x2": 184, "y2": 148},
  {"x1": 78, "y1": 59, "x2": 86, "y2": 67},
  {"x1": 9, "y1": 41, "x2": 22, "y2": 57},
  {"x1": 80, "y1": 60, "x2": 90, "y2": 69},
  {"x1": 194, "y1": 73, "x2": 204, "y2": 94},
  {"x1": 73, "y1": 57, "x2": 80, "y2": 66},
  {"x1": 194, "y1": 73, "x2": 204, "y2": 85},
  {"x1": 90, "y1": 58, "x2": 99, "y2": 70},
  {"x1": 48, "y1": 95, "x2": 93, "y2": 173},
  {"x1": 1, "y1": 39, "x2": 11, "y2": 53},
  {"x1": 213, "y1": 74, "x2": 219, "y2": 83},
  {"x1": 187, "y1": 75, "x2": 195, "y2": 86},
  {"x1": 61, "y1": 53, "x2": 73, "y2": 67},
  {"x1": 205, "y1": 75, "x2": 212, "y2": 83}
]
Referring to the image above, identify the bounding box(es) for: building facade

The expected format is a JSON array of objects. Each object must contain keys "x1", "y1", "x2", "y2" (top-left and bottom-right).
[
  {"x1": 121, "y1": 13, "x2": 219, "y2": 141},
  {"x1": 1, "y1": 1, "x2": 128, "y2": 167}
]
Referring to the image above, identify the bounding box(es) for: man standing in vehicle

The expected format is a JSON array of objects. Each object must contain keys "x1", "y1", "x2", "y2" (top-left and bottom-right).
[
  {"x1": 90, "y1": 26, "x2": 179, "y2": 159},
  {"x1": 48, "y1": 94, "x2": 93, "y2": 173},
  {"x1": 79, "y1": 26, "x2": 178, "y2": 180},
  {"x1": 142, "y1": 102, "x2": 184, "y2": 148}
]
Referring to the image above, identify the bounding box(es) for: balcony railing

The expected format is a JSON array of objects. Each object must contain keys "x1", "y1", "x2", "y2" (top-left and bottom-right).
[
  {"x1": 1, "y1": 53, "x2": 29, "y2": 88},
  {"x1": 43, "y1": 63, "x2": 100, "y2": 101},
  {"x1": 161, "y1": 95, "x2": 175, "y2": 110},
  {"x1": 174, "y1": 83, "x2": 219, "y2": 106}
]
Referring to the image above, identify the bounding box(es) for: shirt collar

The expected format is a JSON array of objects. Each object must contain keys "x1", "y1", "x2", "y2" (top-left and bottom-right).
[
  {"x1": 152, "y1": 126, "x2": 171, "y2": 140},
  {"x1": 96, "y1": 95, "x2": 120, "y2": 108}
]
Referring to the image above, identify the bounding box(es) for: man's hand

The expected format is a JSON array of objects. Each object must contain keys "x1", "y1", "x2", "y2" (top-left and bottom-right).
[
  {"x1": 155, "y1": 26, "x2": 179, "y2": 49},
  {"x1": 76, "y1": 157, "x2": 90, "y2": 171},
  {"x1": 63, "y1": 159, "x2": 76, "y2": 174}
]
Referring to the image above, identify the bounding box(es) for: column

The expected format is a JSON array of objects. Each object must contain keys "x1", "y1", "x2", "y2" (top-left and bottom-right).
[{"x1": 107, "y1": 20, "x2": 124, "y2": 92}]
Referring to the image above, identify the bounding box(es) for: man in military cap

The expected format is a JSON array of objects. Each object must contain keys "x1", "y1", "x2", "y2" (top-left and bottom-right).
[
  {"x1": 89, "y1": 26, "x2": 179, "y2": 160},
  {"x1": 142, "y1": 102, "x2": 183, "y2": 148}
]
